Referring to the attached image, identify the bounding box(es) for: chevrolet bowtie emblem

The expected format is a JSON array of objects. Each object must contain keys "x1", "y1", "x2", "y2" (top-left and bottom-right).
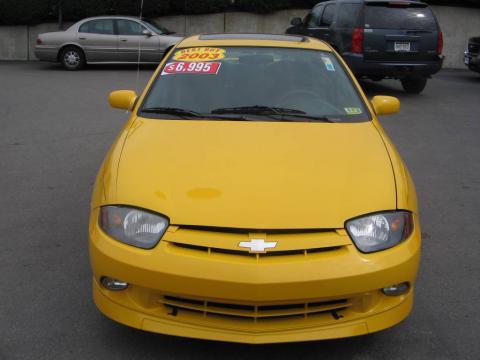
[{"x1": 239, "y1": 239, "x2": 277, "y2": 253}]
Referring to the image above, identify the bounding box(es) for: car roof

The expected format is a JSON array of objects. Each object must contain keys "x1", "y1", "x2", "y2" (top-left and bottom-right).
[
  {"x1": 177, "y1": 34, "x2": 332, "y2": 51},
  {"x1": 78, "y1": 15, "x2": 145, "y2": 22}
]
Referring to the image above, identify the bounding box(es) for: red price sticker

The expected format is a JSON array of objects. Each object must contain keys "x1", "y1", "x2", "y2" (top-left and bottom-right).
[{"x1": 161, "y1": 61, "x2": 221, "y2": 76}]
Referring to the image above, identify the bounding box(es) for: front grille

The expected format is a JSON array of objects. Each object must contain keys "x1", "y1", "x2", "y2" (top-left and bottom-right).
[
  {"x1": 170, "y1": 242, "x2": 342, "y2": 258},
  {"x1": 160, "y1": 295, "x2": 350, "y2": 321},
  {"x1": 177, "y1": 224, "x2": 331, "y2": 234},
  {"x1": 468, "y1": 43, "x2": 480, "y2": 54}
]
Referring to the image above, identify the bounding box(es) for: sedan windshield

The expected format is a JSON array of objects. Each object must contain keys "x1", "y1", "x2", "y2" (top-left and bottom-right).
[
  {"x1": 140, "y1": 46, "x2": 370, "y2": 122},
  {"x1": 142, "y1": 19, "x2": 171, "y2": 34}
]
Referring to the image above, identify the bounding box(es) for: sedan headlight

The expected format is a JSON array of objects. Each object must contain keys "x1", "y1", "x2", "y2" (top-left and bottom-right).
[
  {"x1": 345, "y1": 211, "x2": 413, "y2": 253},
  {"x1": 99, "y1": 206, "x2": 169, "y2": 249}
]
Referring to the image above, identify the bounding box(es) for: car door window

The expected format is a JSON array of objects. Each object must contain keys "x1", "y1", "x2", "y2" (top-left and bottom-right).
[
  {"x1": 79, "y1": 19, "x2": 114, "y2": 34},
  {"x1": 307, "y1": 6, "x2": 324, "y2": 28},
  {"x1": 117, "y1": 19, "x2": 145, "y2": 36},
  {"x1": 320, "y1": 4, "x2": 336, "y2": 27}
]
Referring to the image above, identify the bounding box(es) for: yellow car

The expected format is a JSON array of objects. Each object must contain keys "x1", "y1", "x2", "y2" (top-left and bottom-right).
[{"x1": 90, "y1": 34, "x2": 421, "y2": 343}]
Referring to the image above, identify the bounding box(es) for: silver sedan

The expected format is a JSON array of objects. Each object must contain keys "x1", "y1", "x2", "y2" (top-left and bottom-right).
[{"x1": 35, "y1": 16, "x2": 183, "y2": 70}]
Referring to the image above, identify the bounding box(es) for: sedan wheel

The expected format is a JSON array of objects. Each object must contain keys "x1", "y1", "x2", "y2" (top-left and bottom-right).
[{"x1": 60, "y1": 47, "x2": 85, "y2": 71}]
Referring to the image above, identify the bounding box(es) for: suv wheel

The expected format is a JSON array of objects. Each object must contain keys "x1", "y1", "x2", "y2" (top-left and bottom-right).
[
  {"x1": 370, "y1": 76, "x2": 384, "y2": 82},
  {"x1": 401, "y1": 77, "x2": 427, "y2": 94}
]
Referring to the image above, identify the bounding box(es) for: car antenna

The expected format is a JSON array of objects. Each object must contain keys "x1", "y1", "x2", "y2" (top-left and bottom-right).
[{"x1": 135, "y1": 0, "x2": 145, "y2": 95}]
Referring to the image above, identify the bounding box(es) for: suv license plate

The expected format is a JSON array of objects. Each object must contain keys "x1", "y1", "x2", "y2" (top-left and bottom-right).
[{"x1": 394, "y1": 42, "x2": 411, "y2": 52}]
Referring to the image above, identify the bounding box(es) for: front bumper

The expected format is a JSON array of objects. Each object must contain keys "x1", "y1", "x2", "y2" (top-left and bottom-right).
[
  {"x1": 94, "y1": 278, "x2": 414, "y2": 343},
  {"x1": 464, "y1": 51, "x2": 480, "y2": 73},
  {"x1": 343, "y1": 53, "x2": 443, "y2": 78},
  {"x1": 89, "y1": 209, "x2": 421, "y2": 343}
]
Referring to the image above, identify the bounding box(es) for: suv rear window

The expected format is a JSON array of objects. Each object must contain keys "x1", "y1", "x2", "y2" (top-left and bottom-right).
[{"x1": 364, "y1": 4, "x2": 437, "y2": 31}]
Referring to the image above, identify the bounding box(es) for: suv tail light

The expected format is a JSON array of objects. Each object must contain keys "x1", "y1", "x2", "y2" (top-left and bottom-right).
[
  {"x1": 352, "y1": 28, "x2": 364, "y2": 54},
  {"x1": 36, "y1": 37, "x2": 42, "y2": 45},
  {"x1": 437, "y1": 31, "x2": 443, "y2": 55}
]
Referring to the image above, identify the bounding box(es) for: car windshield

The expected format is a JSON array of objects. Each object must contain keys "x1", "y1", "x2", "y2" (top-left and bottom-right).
[
  {"x1": 142, "y1": 19, "x2": 170, "y2": 34},
  {"x1": 140, "y1": 46, "x2": 370, "y2": 122}
]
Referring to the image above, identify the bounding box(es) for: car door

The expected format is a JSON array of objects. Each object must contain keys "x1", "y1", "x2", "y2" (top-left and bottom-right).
[
  {"x1": 116, "y1": 19, "x2": 162, "y2": 63},
  {"x1": 77, "y1": 19, "x2": 117, "y2": 62}
]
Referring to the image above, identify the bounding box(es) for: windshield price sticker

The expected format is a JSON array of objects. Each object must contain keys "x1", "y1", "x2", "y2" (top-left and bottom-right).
[
  {"x1": 173, "y1": 47, "x2": 226, "y2": 62},
  {"x1": 161, "y1": 61, "x2": 221, "y2": 75}
]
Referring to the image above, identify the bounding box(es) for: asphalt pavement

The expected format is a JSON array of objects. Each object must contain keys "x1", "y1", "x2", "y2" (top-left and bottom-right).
[{"x1": 0, "y1": 62, "x2": 479, "y2": 359}]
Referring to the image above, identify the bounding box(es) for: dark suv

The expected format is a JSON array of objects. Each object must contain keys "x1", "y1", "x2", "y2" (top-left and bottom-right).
[{"x1": 287, "y1": 0, "x2": 444, "y2": 93}]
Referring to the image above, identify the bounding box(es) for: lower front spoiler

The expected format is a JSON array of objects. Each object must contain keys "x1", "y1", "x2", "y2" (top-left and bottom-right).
[{"x1": 93, "y1": 280, "x2": 413, "y2": 344}]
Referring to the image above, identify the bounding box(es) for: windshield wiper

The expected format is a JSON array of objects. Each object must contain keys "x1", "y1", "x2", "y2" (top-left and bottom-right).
[
  {"x1": 141, "y1": 107, "x2": 252, "y2": 121},
  {"x1": 141, "y1": 107, "x2": 204, "y2": 118},
  {"x1": 274, "y1": 113, "x2": 338, "y2": 123},
  {"x1": 212, "y1": 105, "x2": 305, "y2": 115},
  {"x1": 211, "y1": 105, "x2": 338, "y2": 123}
]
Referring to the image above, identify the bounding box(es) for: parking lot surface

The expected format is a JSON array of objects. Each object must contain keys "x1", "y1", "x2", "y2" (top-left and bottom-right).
[{"x1": 0, "y1": 62, "x2": 479, "y2": 359}]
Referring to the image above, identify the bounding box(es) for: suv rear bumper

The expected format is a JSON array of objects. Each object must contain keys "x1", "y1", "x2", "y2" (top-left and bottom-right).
[{"x1": 343, "y1": 53, "x2": 443, "y2": 78}]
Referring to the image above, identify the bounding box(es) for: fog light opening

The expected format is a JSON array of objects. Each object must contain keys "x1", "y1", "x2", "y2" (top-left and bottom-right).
[
  {"x1": 101, "y1": 276, "x2": 128, "y2": 291},
  {"x1": 382, "y1": 282, "x2": 410, "y2": 296}
]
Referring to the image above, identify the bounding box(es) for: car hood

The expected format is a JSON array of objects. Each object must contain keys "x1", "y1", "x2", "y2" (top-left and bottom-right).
[{"x1": 114, "y1": 118, "x2": 396, "y2": 229}]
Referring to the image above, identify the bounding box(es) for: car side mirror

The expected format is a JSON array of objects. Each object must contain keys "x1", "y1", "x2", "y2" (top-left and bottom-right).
[
  {"x1": 291, "y1": 17, "x2": 303, "y2": 26},
  {"x1": 142, "y1": 29, "x2": 153, "y2": 37},
  {"x1": 108, "y1": 90, "x2": 138, "y2": 111},
  {"x1": 371, "y1": 96, "x2": 400, "y2": 116}
]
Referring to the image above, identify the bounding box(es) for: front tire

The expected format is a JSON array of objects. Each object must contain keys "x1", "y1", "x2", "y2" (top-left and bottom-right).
[
  {"x1": 401, "y1": 76, "x2": 427, "y2": 94},
  {"x1": 60, "y1": 46, "x2": 85, "y2": 71}
]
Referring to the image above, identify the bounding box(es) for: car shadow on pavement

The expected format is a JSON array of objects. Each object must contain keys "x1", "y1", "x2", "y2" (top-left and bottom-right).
[{"x1": 437, "y1": 69, "x2": 480, "y2": 84}]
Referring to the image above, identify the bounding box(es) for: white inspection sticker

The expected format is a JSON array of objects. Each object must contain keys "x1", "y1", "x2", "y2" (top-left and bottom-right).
[
  {"x1": 321, "y1": 57, "x2": 335, "y2": 71},
  {"x1": 344, "y1": 107, "x2": 362, "y2": 115}
]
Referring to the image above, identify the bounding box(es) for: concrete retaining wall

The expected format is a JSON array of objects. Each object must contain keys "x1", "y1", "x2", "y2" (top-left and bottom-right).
[
  {"x1": 0, "y1": 26, "x2": 28, "y2": 60},
  {"x1": 433, "y1": 6, "x2": 480, "y2": 68},
  {"x1": 1, "y1": 6, "x2": 479, "y2": 68}
]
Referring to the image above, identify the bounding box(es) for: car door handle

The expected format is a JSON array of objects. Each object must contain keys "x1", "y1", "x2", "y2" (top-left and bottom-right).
[
  {"x1": 79, "y1": 37, "x2": 87, "y2": 40},
  {"x1": 120, "y1": 39, "x2": 128, "y2": 42}
]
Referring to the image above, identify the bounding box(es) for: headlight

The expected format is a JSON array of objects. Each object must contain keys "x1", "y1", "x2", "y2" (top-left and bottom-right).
[
  {"x1": 99, "y1": 206, "x2": 169, "y2": 249},
  {"x1": 345, "y1": 211, "x2": 413, "y2": 253}
]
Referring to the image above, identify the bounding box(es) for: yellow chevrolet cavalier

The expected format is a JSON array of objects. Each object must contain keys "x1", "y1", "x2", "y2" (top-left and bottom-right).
[{"x1": 90, "y1": 34, "x2": 421, "y2": 343}]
